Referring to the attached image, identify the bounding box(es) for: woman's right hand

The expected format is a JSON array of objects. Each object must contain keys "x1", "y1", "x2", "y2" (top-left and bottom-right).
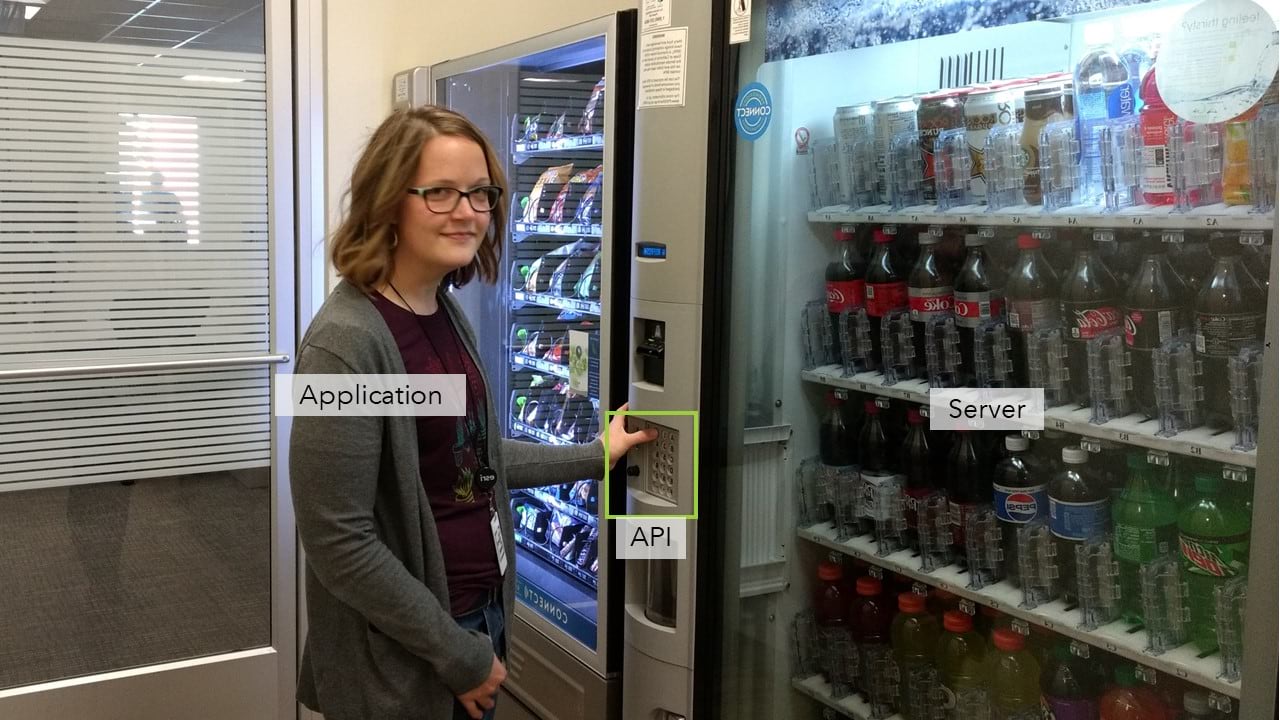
[{"x1": 456, "y1": 654, "x2": 507, "y2": 719}]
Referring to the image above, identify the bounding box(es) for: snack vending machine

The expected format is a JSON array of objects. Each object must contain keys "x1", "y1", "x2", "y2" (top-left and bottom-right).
[
  {"x1": 622, "y1": 0, "x2": 1278, "y2": 718},
  {"x1": 397, "y1": 11, "x2": 636, "y2": 719}
]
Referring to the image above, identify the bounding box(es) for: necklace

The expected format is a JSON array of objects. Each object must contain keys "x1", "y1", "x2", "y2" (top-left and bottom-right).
[{"x1": 386, "y1": 282, "x2": 497, "y2": 497}]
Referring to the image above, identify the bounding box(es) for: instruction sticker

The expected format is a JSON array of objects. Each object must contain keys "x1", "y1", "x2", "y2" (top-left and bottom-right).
[
  {"x1": 730, "y1": 0, "x2": 752, "y2": 44},
  {"x1": 642, "y1": 0, "x2": 671, "y2": 32},
  {"x1": 638, "y1": 28, "x2": 689, "y2": 109}
]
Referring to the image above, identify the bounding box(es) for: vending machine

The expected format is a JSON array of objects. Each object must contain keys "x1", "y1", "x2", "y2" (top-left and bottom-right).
[
  {"x1": 397, "y1": 11, "x2": 636, "y2": 719},
  {"x1": 621, "y1": 0, "x2": 1278, "y2": 718}
]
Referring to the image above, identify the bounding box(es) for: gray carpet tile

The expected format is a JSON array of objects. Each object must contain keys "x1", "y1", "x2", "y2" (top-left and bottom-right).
[{"x1": 0, "y1": 470, "x2": 271, "y2": 689}]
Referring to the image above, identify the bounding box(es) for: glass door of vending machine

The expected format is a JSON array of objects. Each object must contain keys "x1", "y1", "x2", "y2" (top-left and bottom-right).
[
  {"x1": 696, "y1": 1, "x2": 1276, "y2": 719},
  {"x1": 425, "y1": 12, "x2": 635, "y2": 719}
]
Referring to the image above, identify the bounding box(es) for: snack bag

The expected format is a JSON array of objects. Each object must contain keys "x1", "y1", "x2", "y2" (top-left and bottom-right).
[
  {"x1": 578, "y1": 78, "x2": 605, "y2": 135},
  {"x1": 573, "y1": 166, "x2": 604, "y2": 225},
  {"x1": 523, "y1": 163, "x2": 574, "y2": 223}
]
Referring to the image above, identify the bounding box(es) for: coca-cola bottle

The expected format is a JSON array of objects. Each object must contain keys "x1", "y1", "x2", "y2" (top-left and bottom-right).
[
  {"x1": 946, "y1": 429, "x2": 992, "y2": 563},
  {"x1": 1059, "y1": 233, "x2": 1121, "y2": 406},
  {"x1": 820, "y1": 391, "x2": 857, "y2": 467},
  {"x1": 1123, "y1": 233, "x2": 1191, "y2": 418},
  {"x1": 953, "y1": 234, "x2": 1006, "y2": 383},
  {"x1": 908, "y1": 232, "x2": 954, "y2": 376},
  {"x1": 1005, "y1": 233, "x2": 1061, "y2": 387},
  {"x1": 826, "y1": 224, "x2": 867, "y2": 354},
  {"x1": 857, "y1": 399, "x2": 890, "y2": 472},
  {"x1": 865, "y1": 228, "x2": 909, "y2": 371},
  {"x1": 1194, "y1": 233, "x2": 1267, "y2": 427},
  {"x1": 1169, "y1": 233, "x2": 1212, "y2": 294},
  {"x1": 900, "y1": 407, "x2": 937, "y2": 549}
]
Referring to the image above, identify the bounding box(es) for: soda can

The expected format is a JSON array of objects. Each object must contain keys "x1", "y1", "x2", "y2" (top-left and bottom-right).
[
  {"x1": 874, "y1": 95, "x2": 920, "y2": 203},
  {"x1": 917, "y1": 89, "x2": 969, "y2": 203},
  {"x1": 1020, "y1": 76, "x2": 1075, "y2": 205},
  {"x1": 964, "y1": 83, "x2": 1029, "y2": 202},
  {"x1": 833, "y1": 103, "x2": 878, "y2": 207}
]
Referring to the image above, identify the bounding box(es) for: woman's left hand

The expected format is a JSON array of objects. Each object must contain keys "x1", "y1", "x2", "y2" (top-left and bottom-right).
[{"x1": 605, "y1": 403, "x2": 658, "y2": 465}]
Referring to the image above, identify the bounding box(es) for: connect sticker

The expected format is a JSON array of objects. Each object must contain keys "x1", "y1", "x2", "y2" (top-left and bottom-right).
[{"x1": 734, "y1": 82, "x2": 772, "y2": 141}]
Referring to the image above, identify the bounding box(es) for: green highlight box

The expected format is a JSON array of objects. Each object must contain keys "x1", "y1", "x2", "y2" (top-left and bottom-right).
[{"x1": 603, "y1": 409, "x2": 698, "y2": 520}]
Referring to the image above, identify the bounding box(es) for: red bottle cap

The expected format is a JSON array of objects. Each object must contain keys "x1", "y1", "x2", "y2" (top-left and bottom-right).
[
  {"x1": 906, "y1": 408, "x2": 922, "y2": 424},
  {"x1": 864, "y1": 399, "x2": 880, "y2": 414},
  {"x1": 943, "y1": 611, "x2": 974, "y2": 633},
  {"x1": 826, "y1": 390, "x2": 841, "y2": 407},
  {"x1": 817, "y1": 561, "x2": 843, "y2": 582},
  {"x1": 897, "y1": 592, "x2": 926, "y2": 614},
  {"x1": 1016, "y1": 233, "x2": 1040, "y2": 249},
  {"x1": 835, "y1": 227, "x2": 856, "y2": 242},
  {"x1": 855, "y1": 577, "x2": 882, "y2": 596},
  {"x1": 872, "y1": 229, "x2": 892, "y2": 244},
  {"x1": 992, "y1": 628, "x2": 1025, "y2": 652}
]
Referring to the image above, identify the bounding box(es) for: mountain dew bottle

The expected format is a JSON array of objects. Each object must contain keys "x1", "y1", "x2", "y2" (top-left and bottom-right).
[{"x1": 1179, "y1": 473, "x2": 1250, "y2": 653}]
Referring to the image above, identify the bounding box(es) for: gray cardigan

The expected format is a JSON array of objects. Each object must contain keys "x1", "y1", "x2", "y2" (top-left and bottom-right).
[{"x1": 290, "y1": 279, "x2": 605, "y2": 720}]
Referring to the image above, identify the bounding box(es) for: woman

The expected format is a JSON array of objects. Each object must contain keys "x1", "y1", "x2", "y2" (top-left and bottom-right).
[{"x1": 290, "y1": 106, "x2": 654, "y2": 720}]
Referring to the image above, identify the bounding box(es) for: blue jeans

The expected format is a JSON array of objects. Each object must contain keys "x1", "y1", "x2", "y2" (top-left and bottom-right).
[{"x1": 452, "y1": 596, "x2": 505, "y2": 720}]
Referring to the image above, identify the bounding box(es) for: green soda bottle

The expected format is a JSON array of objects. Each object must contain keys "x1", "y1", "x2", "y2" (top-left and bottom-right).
[
  {"x1": 935, "y1": 610, "x2": 986, "y2": 717},
  {"x1": 985, "y1": 629, "x2": 1041, "y2": 718},
  {"x1": 1112, "y1": 452, "x2": 1179, "y2": 623},
  {"x1": 1178, "y1": 473, "x2": 1251, "y2": 653},
  {"x1": 891, "y1": 593, "x2": 941, "y2": 720}
]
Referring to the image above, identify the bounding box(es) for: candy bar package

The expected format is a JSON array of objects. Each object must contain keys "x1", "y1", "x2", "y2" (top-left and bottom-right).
[
  {"x1": 523, "y1": 163, "x2": 574, "y2": 223},
  {"x1": 549, "y1": 165, "x2": 602, "y2": 223},
  {"x1": 578, "y1": 77, "x2": 605, "y2": 134},
  {"x1": 573, "y1": 165, "x2": 604, "y2": 225},
  {"x1": 548, "y1": 113, "x2": 566, "y2": 141}
]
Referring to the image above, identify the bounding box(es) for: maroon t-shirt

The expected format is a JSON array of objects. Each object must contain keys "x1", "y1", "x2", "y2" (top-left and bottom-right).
[{"x1": 370, "y1": 292, "x2": 500, "y2": 615}]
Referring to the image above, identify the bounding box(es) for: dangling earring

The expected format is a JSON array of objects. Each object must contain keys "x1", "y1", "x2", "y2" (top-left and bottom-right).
[{"x1": 390, "y1": 230, "x2": 399, "y2": 249}]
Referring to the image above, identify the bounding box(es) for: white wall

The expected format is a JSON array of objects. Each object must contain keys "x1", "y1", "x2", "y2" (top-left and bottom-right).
[{"x1": 322, "y1": 0, "x2": 635, "y2": 287}]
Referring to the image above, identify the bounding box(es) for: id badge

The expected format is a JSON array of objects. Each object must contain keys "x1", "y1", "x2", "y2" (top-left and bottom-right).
[{"x1": 490, "y1": 501, "x2": 508, "y2": 576}]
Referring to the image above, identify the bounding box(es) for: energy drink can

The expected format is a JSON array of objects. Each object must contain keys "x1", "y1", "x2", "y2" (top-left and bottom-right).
[
  {"x1": 1020, "y1": 75, "x2": 1074, "y2": 206},
  {"x1": 917, "y1": 89, "x2": 968, "y2": 203},
  {"x1": 964, "y1": 82, "x2": 1028, "y2": 202}
]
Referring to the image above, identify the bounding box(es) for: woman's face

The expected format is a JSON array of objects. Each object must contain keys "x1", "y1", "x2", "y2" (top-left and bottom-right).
[{"x1": 395, "y1": 134, "x2": 492, "y2": 280}]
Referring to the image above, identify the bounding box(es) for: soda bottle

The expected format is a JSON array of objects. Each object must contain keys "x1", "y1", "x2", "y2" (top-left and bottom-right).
[
  {"x1": 865, "y1": 229, "x2": 909, "y2": 370},
  {"x1": 946, "y1": 429, "x2": 992, "y2": 561},
  {"x1": 900, "y1": 407, "x2": 938, "y2": 549},
  {"x1": 992, "y1": 435, "x2": 1046, "y2": 588},
  {"x1": 850, "y1": 577, "x2": 893, "y2": 695},
  {"x1": 819, "y1": 391, "x2": 857, "y2": 467},
  {"x1": 1060, "y1": 234, "x2": 1122, "y2": 406},
  {"x1": 1074, "y1": 40, "x2": 1135, "y2": 205},
  {"x1": 1004, "y1": 233, "x2": 1061, "y2": 387},
  {"x1": 1098, "y1": 229, "x2": 1145, "y2": 289},
  {"x1": 1139, "y1": 67, "x2": 1177, "y2": 206},
  {"x1": 1049, "y1": 447, "x2": 1110, "y2": 604},
  {"x1": 891, "y1": 592, "x2": 941, "y2": 720},
  {"x1": 936, "y1": 610, "x2": 987, "y2": 717},
  {"x1": 1100, "y1": 665, "x2": 1165, "y2": 720},
  {"x1": 1194, "y1": 233, "x2": 1267, "y2": 428},
  {"x1": 813, "y1": 561, "x2": 849, "y2": 629},
  {"x1": 954, "y1": 233, "x2": 1006, "y2": 383},
  {"x1": 1124, "y1": 233, "x2": 1191, "y2": 418},
  {"x1": 908, "y1": 232, "x2": 954, "y2": 375},
  {"x1": 1168, "y1": 233, "x2": 1212, "y2": 295},
  {"x1": 826, "y1": 224, "x2": 868, "y2": 355},
  {"x1": 1112, "y1": 452, "x2": 1178, "y2": 623},
  {"x1": 985, "y1": 628, "x2": 1042, "y2": 718},
  {"x1": 1040, "y1": 643, "x2": 1103, "y2": 720},
  {"x1": 858, "y1": 399, "x2": 889, "y2": 472},
  {"x1": 1179, "y1": 473, "x2": 1251, "y2": 653}
]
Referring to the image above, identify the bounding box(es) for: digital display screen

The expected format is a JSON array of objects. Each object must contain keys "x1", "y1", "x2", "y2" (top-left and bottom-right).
[{"x1": 637, "y1": 242, "x2": 667, "y2": 259}]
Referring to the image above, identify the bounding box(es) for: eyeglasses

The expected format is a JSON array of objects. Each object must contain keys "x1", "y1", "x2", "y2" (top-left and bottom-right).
[{"x1": 407, "y1": 185, "x2": 503, "y2": 214}]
